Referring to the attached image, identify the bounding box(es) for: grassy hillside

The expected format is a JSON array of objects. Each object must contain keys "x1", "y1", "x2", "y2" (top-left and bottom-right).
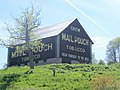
[{"x1": 0, "y1": 63, "x2": 120, "y2": 90}]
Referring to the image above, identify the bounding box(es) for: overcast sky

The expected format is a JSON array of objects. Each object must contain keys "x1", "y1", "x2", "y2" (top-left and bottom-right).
[{"x1": 0, "y1": 0, "x2": 120, "y2": 68}]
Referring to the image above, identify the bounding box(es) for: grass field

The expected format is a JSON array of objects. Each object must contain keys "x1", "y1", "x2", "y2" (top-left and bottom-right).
[{"x1": 0, "y1": 63, "x2": 120, "y2": 90}]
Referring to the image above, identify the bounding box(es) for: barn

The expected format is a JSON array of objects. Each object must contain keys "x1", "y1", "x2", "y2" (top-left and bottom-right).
[{"x1": 7, "y1": 18, "x2": 93, "y2": 67}]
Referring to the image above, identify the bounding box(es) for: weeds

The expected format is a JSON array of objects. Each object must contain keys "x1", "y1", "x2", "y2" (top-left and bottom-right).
[{"x1": 0, "y1": 63, "x2": 120, "y2": 90}]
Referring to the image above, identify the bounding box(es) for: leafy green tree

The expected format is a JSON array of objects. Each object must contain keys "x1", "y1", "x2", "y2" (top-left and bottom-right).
[
  {"x1": 1, "y1": 4, "x2": 41, "y2": 70},
  {"x1": 106, "y1": 37, "x2": 120, "y2": 63},
  {"x1": 98, "y1": 59, "x2": 105, "y2": 65},
  {"x1": 113, "y1": 37, "x2": 120, "y2": 62}
]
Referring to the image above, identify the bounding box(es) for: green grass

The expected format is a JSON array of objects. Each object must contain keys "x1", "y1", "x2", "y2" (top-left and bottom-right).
[{"x1": 0, "y1": 63, "x2": 120, "y2": 90}]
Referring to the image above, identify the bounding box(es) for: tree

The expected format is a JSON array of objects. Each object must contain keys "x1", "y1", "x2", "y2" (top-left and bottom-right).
[
  {"x1": 1, "y1": 4, "x2": 41, "y2": 70},
  {"x1": 106, "y1": 40, "x2": 117, "y2": 63},
  {"x1": 92, "y1": 53, "x2": 97, "y2": 64},
  {"x1": 106, "y1": 37, "x2": 120, "y2": 63},
  {"x1": 113, "y1": 37, "x2": 120, "y2": 62},
  {"x1": 98, "y1": 59, "x2": 105, "y2": 65}
]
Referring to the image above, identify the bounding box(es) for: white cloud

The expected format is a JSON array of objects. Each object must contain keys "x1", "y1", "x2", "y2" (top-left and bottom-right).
[{"x1": 92, "y1": 36, "x2": 110, "y2": 48}]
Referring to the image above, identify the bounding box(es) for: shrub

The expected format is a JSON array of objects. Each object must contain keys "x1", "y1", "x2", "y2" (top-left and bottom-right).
[
  {"x1": 91, "y1": 75, "x2": 119, "y2": 90},
  {"x1": 107, "y1": 61, "x2": 115, "y2": 65}
]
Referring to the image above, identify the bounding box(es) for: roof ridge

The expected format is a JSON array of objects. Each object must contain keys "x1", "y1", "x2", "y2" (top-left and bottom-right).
[
  {"x1": 36, "y1": 19, "x2": 75, "y2": 38},
  {"x1": 39, "y1": 18, "x2": 75, "y2": 30}
]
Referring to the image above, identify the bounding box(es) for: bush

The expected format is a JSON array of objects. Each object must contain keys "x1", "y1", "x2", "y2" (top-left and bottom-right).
[
  {"x1": 91, "y1": 75, "x2": 119, "y2": 90},
  {"x1": 107, "y1": 61, "x2": 115, "y2": 65}
]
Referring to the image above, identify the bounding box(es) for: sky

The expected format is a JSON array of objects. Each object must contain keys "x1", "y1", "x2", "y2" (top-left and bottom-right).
[{"x1": 0, "y1": 0, "x2": 120, "y2": 69}]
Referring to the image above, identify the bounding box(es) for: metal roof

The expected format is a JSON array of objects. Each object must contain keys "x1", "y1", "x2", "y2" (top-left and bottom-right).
[
  {"x1": 36, "y1": 18, "x2": 93, "y2": 44},
  {"x1": 36, "y1": 19, "x2": 74, "y2": 39}
]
